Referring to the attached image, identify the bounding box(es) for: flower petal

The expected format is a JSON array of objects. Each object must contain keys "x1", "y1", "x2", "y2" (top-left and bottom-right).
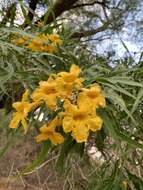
[
  {"x1": 39, "y1": 117, "x2": 62, "y2": 133},
  {"x1": 9, "y1": 113, "x2": 21, "y2": 129},
  {"x1": 94, "y1": 95, "x2": 106, "y2": 108},
  {"x1": 87, "y1": 116, "x2": 103, "y2": 132},
  {"x1": 22, "y1": 89, "x2": 29, "y2": 102},
  {"x1": 63, "y1": 100, "x2": 77, "y2": 114},
  {"x1": 21, "y1": 118, "x2": 28, "y2": 133},
  {"x1": 77, "y1": 93, "x2": 94, "y2": 113},
  {"x1": 45, "y1": 94, "x2": 57, "y2": 109},
  {"x1": 70, "y1": 64, "x2": 81, "y2": 76},
  {"x1": 72, "y1": 124, "x2": 89, "y2": 143},
  {"x1": 12, "y1": 102, "x2": 22, "y2": 111},
  {"x1": 35, "y1": 134, "x2": 49, "y2": 142},
  {"x1": 63, "y1": 116, "x2": 74, "y2": 133},
  {"x1": 39, "y1": 125, "x2": 53, "y2": 133},
  {"x1": 49, "y1": 132, "x2": 64, "y2": 145}
]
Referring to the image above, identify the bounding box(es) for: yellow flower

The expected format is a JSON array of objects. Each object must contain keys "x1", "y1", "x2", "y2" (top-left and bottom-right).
[
  {"x1": 55, "y1": 64, "x2": 83, "y2": 98},
  {"x1": 9, "y1": 90, "x2": 38, "y2": 133},
  {"x1": 12, "y1": 37, "x2": 27, "y2": 45},
  {"x1": 26, "y1": 38, "x2": 57, "y2": 53},
  {"x1": 32, "y1": 64, "x2": 83, "y2": 107},
  {"x1": 62, "y1": 100, "x2": 103, "y2": 143},
  {"x1": 58, "y1": 64, "x2": 81, "y2": 83},
  {"x1": 26, "y1": 38, "x2": 44, "y2": 51},
  {"x1": 55, "y1": 77, "x2": 74, "y2": 99},
  {"x1": 43, "y1": 44, "x2": 57, "y2": 53},
  {"x1": 37, "y1": 34, "x2": 49, "y2": 41},
  {"x1": 31, "y1": 38, "x2": 43, "y2": 46},
  {"x1": 78, "y1": 84, "x2": 106, "y2": 109},
  {"x1": 13, "y1": 32, "x2": 62, "y2": 53},
  {"x1": 32, "y1": 79, "x2": 58, "y2": 109},
  {"x1": 35, "y1": 117, "x2": 64, "y2": 145},
  {"x1": 48, "y1": 34, "x2": 63, "y2": 45}
]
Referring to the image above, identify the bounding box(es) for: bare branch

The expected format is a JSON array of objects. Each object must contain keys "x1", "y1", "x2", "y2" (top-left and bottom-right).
[
  {"x1": 71, "y1": 1, "x2": 108, "y2": 9},
  {"x1": 23, "y1": 0, "x2": 39, "y2": 26},
  {"x1": 71, "y1": 22, "x2": 109, "y2": 38},
  {"x1": 27, "y1": 0, "x2": 39, "y2": 21},
  {"x1": 38, "y1": 0, "x2": 78, "y2": 24}
]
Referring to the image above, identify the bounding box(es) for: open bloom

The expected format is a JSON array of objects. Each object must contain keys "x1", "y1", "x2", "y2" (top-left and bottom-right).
[
  {"x1": 32, "y1": 78, "x2": 58, "y2": 110},
  {"x1": 12, "y1": 32, "x2": 62, "y2": 54},
  {"x1": 32, "y1": 64, "x2": 84, "y2": 108},
  {"x1": 37, "y1": 34, "x2": 49, "y2": 41},
  {"x1": 48, "y1": 34, "x2": 63, "y2": 45},
  {"x1": 26, "y1": 34, "x2": 61, "y2": 53},
  {"x1": 78, "y1": 84, "x2": 106, "y2": 109},
  {"x1": 35, "y1": 117, "x2": 64, "y2": 145},
  {"x1": 43, "y1": 44, "x2": 57, "y2": 53},
  {"x1": 12, "y1": 36, "x2": 28, "y2": 45},
  {"x1": 57, "y1": 64, "x2": 81, "y2": 84},
  {"x1": 26, "y1": 37, "x2": 44, "y2": 51},
  {"x1": 55, "y1": 64, "x2": 83, "y2": 98},
  {"x1": 9, "y1": 90, "x2": 38, "y2": 133},
  {"x1": 62, "y1": 100, "x2": 103, "y2": 143}
]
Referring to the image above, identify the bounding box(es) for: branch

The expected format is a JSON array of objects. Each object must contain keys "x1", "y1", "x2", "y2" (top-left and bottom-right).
[
  {"x1": 27, "y1": 0, "x2": 38, "y2": 21},
  {"x1": 71, "y1": 22, "x2": 109, "y2": 38},
  {"x1": 23, "y1": 0, "x2": 39, "y2": 26},
  {"x1": 71, "y1": 1, "x2": 108, "y2": 9},
  {"x1": 38, "y1": 0, "x2": 78, "y2": 24}
]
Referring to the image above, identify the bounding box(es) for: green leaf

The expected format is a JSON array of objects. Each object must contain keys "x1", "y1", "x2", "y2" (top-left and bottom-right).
[
  {"x1": 0, "y1": 141, "x2": 12, "y2": 159},
  {"x1": 101, "y1": 110, "x2": 143, "y2": 150},
  {"x1": 102, "y1": 82, "x2": 136, "y2": 99},
  {"x1": 126, "y1": 169, "x2": 143, "y2": 190},
  {"x1": 0, "y1": 62, "x2": 14, "y2": 83},
  {"x1": 131, "y1": 88, "x2": 143, "y2": 114},
  {"x1": 105, "y1": 89, "x2": 136, "y2": 124},
  {"x1": 56, "y1": 136, "x2": 75, "y2": 173},
  {"x1": 22, "y1": 141, "x2": 51, "y2": 174},
  {"x1": 95, "y1": 128, "x2": 106, "y2": 152},
  {"x1": 73, "y1": 142, "x2": 85, "y2": 156},
  {"x1": 106, "y1": 77, "x2": 143, "y2": 87}
]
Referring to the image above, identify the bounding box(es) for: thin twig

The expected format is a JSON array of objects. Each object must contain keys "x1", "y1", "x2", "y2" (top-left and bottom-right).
[{"x1": 23, "y1": 155, "x2": 59, "y2": 175}]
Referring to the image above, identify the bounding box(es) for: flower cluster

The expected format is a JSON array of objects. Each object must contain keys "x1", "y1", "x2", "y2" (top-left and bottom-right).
[
  {"x1": 12, "y1": 33, "x2": 62, "y2": 53},
  {"x1": 9, "y1": 65, "x2": 106, "y2": 144}
]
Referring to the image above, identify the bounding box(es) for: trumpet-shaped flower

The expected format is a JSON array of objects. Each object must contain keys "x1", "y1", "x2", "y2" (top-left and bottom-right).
[
  {"x1": 35, "y1": 117, "x2": 64, "y2": 145},
  {"x1": 55, "y1": 64, "x2": 83, "y2": 98},
  {"x1": 78, "y1": 84, "x2": 106, "y2": 109},
  {"x1": 12, "y1": 32, "x2": 62, "y2": 54},
  {"x1": 37, "y1": 34, "x2": 49, "y2": 41},
  {"x1": 32, "y1": 79, "x2": 58, "y2": 109},
  {"x1": 12, "y1": 37, "x2": 28, "y2": 45},
  {"x1": 55, "y1": 77, "x2": 74, "y2": 99},
  {"x1": 9, "y1": 90, "x2": 38, "y2": 133},
  {"x1": 26, "y1": 38, "x2": 44, "y2": 52},
  {"x1": 43, "y1": 44, "x2": 57, "y2": 53},
  {"x1": 48, "y1": 34, "x2": 63, "y2": 45},
  {"x1": 57, "y1": 64, "x2": 81, "y2": 83},
  {"x1": 62, "y1": 100, "x2": 103, "y2": 143}
]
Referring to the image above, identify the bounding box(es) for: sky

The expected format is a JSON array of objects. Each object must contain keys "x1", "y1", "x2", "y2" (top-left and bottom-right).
[{"x1": 95, "y1": 0, "x2": 143, "y2": 61}]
